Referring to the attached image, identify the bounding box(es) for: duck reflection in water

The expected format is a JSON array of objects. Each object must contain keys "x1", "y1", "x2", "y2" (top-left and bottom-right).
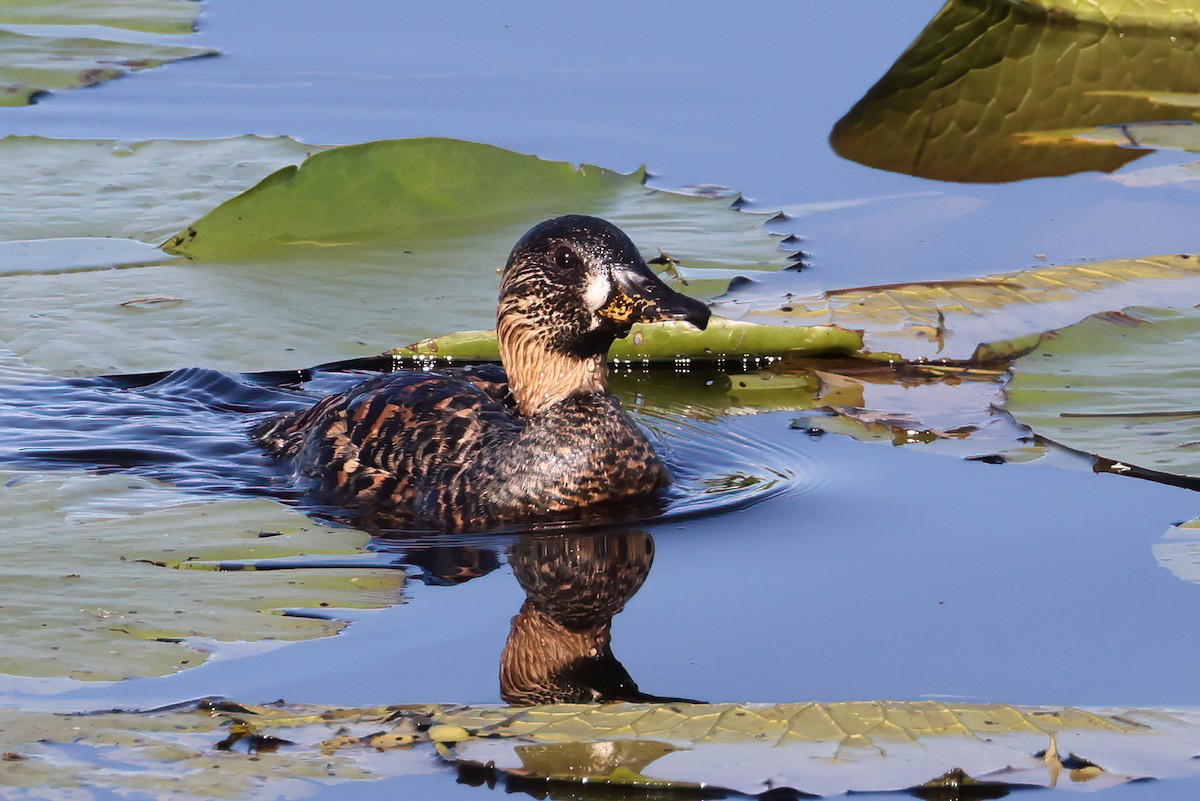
[{"x1": 501, "y1": 528, "x2": 699, "y2": 706}]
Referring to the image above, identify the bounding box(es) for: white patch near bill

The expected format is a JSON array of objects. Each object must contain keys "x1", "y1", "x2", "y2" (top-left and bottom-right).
[{"x1": 583, "y1": 270, "x2": 611, "y2": 313}]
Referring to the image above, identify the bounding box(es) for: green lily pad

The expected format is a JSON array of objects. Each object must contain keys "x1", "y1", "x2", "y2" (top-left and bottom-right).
[
  {"x1": 0, "y1": 137, "x2": 798, "y2": 375},
  {"x1": 1003, "y1": 306, "x2": 1200, "y2": 481},
  {"x1": 713, "y1": 253, "x2": 1200, "y2": 361},
  {"x1": 830, "y1": 0, "x2": 1200, "y2": 183},
  {"x1": 161, "y1": 137, "x2": 788, "y2": 296},
  {"x1": 0, "y1": 0, "x2": 203, "y2": 33},
  {"x1": 5, "y1": 698, "x2": 1200, "y2": 798},
  {"x1": 0, "y1": 28, "x2": 215, "y2": 106},
  {"x1": 0, "y1": 470, "x2": 404, "y2": 681}
]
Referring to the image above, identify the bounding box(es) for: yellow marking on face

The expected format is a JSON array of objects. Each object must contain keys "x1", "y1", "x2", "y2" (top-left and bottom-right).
[{"x1": 599, "y1": 292, "x2": 640, "y2": 323}]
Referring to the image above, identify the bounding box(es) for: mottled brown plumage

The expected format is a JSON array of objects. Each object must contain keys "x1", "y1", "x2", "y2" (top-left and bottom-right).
[{"x1": 252, "y1": 215, "x2": 710, "y2": 533}]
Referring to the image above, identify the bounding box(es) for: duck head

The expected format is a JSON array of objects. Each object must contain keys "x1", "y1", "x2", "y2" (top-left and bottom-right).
[{"x1": 498, "y1": 215, "x2": 711, "y2": 415}]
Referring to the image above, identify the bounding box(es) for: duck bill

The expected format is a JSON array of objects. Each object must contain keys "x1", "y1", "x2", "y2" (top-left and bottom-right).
[{"x1": 600, "y1": 264, "x2": 712, "y2": 332}]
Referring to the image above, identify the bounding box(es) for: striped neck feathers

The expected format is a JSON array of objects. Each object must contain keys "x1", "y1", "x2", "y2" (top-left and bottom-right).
[{"x1": 497, "y1": 308, "x2": 609, "y2": 417}]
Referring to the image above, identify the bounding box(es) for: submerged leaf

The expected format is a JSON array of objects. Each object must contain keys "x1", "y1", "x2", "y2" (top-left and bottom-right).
[
  {"x1": 0, "y1": 470, "x2": 403, "y2": 681},
  {"x1": 0, "y1": 0, "x2": 202, "y2": 33},
  {"x1": 1003, "y1": 306, "x2": 1200, "y2": 482},
  {"x1": 831, "y1": 0, "x2": 1200, "y2": 182},
  {"x1": 0, "y1": 28, "x2": 215, "y2": 106}
]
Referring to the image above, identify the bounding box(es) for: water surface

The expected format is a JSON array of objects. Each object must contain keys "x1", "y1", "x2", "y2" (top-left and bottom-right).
[{"x1": 3, "y1": 2, "x2": 1200, "y2": 799}]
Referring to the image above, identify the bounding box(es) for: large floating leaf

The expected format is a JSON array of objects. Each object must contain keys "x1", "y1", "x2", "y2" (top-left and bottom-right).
[
  {"x1": 1003, "y1": 306, "x2": 1200, "y2": 482},
  {"x1": 0, "y1": 28, "x2": 214, "y2": 106},
  {"x1": 0, "y1": 0, "x2": 202, "y2": 33},
  {"x1": 0, "y1": 137, "x2": 796, "y2": 375},
  {"x1": 830, "y1": 0, "x2": 1200, "y2": 182},
  {"x1": 4, "y1": 699, "x2": 1200, "y2": 798},
  {"x1": 712, "y1": 253, "x2": 1200, "y2": 361},
  {"x1": 0, "y1": 470, "x2": 403, "y2": 681},
  {"x1": 161, "y1": 137, "x2": 788, "y2": 287}
]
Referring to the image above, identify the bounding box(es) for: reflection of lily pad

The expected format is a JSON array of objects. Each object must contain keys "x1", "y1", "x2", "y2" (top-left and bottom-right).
[
  {"x1": 6, "y1": 699, "x2": 1200, "y2": 798},
  {"x1": 0, "y1": 28, "x2": 215, "y2": 106},
  {"x1": 1020, "y1": 0, "x2": 1200, "y2": 27},
  {"x1": 0, "y1": 0, "x2": 202, "y2": 33},
  {"x1": 1003, "y1": 306, "x2": 1200, "y2": 481},
  {"x1": 0, "y1": 137, "x2": 798, "y2": 375},
  {"x1": 0, "y1": 470, "x2": 404, "y2": 681},
  {"x1": 394, "y1": 316, "x2": 864, "y2": 363},
  {"x1": 831, "y1": 0, "x2": 1200, "y2": 182}
]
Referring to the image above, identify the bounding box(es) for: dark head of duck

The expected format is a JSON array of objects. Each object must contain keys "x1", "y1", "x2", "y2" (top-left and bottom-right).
[{"x1": 497, "y1": 215, "x2": 711, "y2": 417}]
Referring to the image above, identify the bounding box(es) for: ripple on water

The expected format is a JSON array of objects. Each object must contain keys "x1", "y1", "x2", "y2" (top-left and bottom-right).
[{"x1": 0, "y1": 363, "x2": 820, "y2": 532}]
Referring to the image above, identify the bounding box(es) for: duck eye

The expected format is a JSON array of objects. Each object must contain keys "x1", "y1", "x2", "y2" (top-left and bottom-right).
[{"x1": 553, "y1": 246, "x2": 583, "y2": 272}]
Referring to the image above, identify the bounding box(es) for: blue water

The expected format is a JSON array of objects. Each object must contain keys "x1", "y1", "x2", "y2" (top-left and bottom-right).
[{"x1": 4, "y1": 2, "x2": 1200, "y2": 799}]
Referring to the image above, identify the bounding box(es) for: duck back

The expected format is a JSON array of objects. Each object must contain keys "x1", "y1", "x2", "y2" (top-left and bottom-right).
[{"x1": 253, "y1": 367, "x2": 669, "y2": 532}]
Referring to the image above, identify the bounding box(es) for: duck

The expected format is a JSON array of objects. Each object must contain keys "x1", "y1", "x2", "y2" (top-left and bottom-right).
[{"x1": 252, "y1": 215, "x2": 711, "y2": 533}]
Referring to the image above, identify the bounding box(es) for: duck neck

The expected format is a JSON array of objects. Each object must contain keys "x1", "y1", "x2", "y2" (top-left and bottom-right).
[{"x1": 497, "y1": 316, "x2": 610, "y2": 417}]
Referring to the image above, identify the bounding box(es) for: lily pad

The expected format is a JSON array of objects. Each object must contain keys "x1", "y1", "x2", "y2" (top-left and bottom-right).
[
  {"x1": 0, "y1": 137, "x2": 799, "y2": 375},
  {"x1": 1154, "y1": 518, "x2": 1200, "y2": 586},
  {"x1": 0, "y1": 135, "x2": 322, "y2": 244},
  {"x1": 830, "y1": 0, "x2": 1200, "y2": 182},
  {"x1": 0, "y1": 28, "x2": 215, "y2": 106},
  {"x1": 0, "y1": 469, "x2": 404, "y2": 681},
  {"x1": 712, "y1": 253, "x2": 1200, "y2": 361},
  {"x1": 1003, "y1": 306, "x2": 1200, "y2": 482},
  {"x1": 5, "y1": 698, "x2": 1200, "y2": 798},
  {"x1": 0, "y1": 0, "x2": 203, "y2": 33}
]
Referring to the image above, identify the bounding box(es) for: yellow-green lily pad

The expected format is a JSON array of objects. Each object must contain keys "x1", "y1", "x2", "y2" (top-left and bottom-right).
[
  {"x1": 0, "y1": 0, "x2": 202, "y2": 33},
  {"x1": 393, "y1": 316, "x2": 864, "y2": 363},
  {"x1": 5, "y1": 698, "x2": 1200, "y2": 798}
]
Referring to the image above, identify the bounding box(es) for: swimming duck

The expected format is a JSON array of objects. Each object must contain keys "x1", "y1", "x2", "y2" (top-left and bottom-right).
[{"x1": 252, "y1": 215, "x2": 711, "y2": 532}]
